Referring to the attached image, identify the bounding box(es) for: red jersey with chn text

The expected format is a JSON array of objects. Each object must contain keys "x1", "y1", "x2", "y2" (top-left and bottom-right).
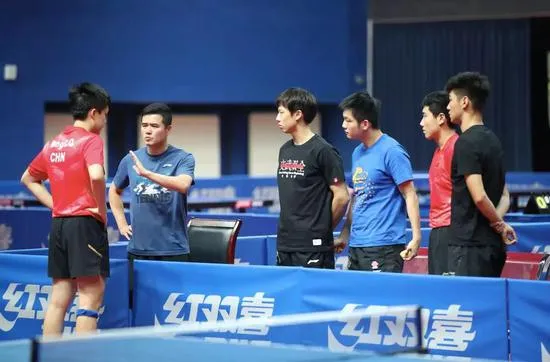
[
  {"x1": 28, "y1": 126, "x2": 105, "y2": 224},
  {"x1": 428, "y1": 133, "x2": 459, "y2": 228}
]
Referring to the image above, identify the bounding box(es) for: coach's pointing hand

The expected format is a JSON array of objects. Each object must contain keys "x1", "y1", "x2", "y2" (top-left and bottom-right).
[{"x1": 130, "y1": 151, "x2": 150, "y2": 177}]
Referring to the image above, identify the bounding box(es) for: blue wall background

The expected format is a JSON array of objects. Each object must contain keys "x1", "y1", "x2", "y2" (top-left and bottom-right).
[
  {"x1": 0, "y1": 0, "x2": 367, "y2": 179},
  {"x1": 0, "y1": 2, "x2": 535, "y2": 179}
]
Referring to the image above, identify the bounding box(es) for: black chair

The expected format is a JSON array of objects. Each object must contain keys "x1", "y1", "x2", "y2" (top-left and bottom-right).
[
  {"x1": 537, "y1": 253, "x2": 550, "y2": 281},
  {"x1": 187, "y1": 218, "x2": 242, "y2": 264}
]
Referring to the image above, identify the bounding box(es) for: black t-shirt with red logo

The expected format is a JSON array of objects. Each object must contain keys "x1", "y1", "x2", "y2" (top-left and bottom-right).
[{"x1": 277, "y1": 134, "x2": 346, "y2": 252}]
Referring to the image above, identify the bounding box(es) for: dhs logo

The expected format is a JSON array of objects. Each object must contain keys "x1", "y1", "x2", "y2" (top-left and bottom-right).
[
  {"x1": 0, "y1": 283, "x2": 105, "y2": 334},
  {"x1": 328, "y1": 304, "x2": 476, "y2": 354},
  {"x1": 328, "y1": 304, "x2": 422, "y2": 353},
  {"x1": 157, "y1": 292, "x2": 275, "y2": 338}
]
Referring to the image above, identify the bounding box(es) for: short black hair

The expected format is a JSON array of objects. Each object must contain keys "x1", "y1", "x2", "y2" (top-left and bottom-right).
[
  {"x1": 422, "y1": 91, "x2": 451, "y2": 126},
  {"x1": 141, "y1": 103, "x2": 172, "y2": 126},
  {"x1": 339, "y1": 91, "x2": 380, "y2": 129},
  {"x1": 445, "y1": 71, "x2": 490, "y2": 112},
  {"x1": 68, "y1": 82, "x2": 111, "y2": 120},
  {"x1": 275, "y1": 87, "x2": 318, "y2": 124}
]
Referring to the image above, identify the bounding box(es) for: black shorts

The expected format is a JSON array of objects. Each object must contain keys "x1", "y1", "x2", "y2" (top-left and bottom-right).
[
  {"x1": 48, "y1": 216, "x2": 109, "y2": 279},
  {"x1": 277, "y1": 250, "x2": 335, "y2": 269},
  {"x1": 428, "y1": 227, "x2": 450, "y2": 275},
  {"x1": 127, "y1": 253, "x2": 189, "y2": 262},
  {"x1": 348, "y1": 245, "x2": 404, "y2": 272},
  {"x1": 448, "y1": 244, "x2": 506, "y2": 277}
]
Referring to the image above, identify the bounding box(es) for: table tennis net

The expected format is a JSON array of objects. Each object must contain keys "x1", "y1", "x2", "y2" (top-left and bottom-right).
[{"x1": 32, "y1": 304, "x2": 424, "y2": 362}]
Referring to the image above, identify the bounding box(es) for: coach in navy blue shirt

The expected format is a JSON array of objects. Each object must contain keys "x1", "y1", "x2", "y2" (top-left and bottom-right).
[{"x1": 109, "y1": 103, "x2": 195, "y2": 262}]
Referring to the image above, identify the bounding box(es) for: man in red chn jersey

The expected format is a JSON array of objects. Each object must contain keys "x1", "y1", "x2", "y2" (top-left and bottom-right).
[
  {"x1": 420, "y1": 91, "x2": 459, "y2": 275},
  {"x1": 20, "y1": 83, "x2": 111, "y2": 336}
]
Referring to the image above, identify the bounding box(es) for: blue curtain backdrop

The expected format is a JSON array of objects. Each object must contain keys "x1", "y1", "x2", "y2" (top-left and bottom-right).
[{"x1": 372, "y1": 19, "x2": 531, "y2": 172}]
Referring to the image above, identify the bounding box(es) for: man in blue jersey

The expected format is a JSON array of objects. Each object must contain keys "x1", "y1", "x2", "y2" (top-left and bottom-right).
[
  {"x1": 109, "y1": 103, "x2": 195, "y2": 261},
  {"x1": 336, "y1": 91, "x2": 421, "y2": 272}
]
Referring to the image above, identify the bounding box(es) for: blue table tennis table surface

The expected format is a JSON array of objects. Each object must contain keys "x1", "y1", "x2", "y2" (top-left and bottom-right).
[{"x1": 0, "y1": 336, "x2": 498, "y2": 362}]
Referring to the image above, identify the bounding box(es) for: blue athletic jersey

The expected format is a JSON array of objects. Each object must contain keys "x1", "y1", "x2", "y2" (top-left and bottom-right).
[
  {"x1": 112, "y1": 145, "x2": 195, "y2": 256},
  {"x1": 349, "y1": 134, "x2": 413, "y2": 247}
]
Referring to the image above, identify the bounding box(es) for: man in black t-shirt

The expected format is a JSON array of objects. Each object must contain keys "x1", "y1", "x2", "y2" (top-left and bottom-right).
[
  {"x1": 275, "y1": 87, "x2": 350, "y2": 269},
  {"x1": 445, "y1": 72, "x2": 517, "y2": 277}
]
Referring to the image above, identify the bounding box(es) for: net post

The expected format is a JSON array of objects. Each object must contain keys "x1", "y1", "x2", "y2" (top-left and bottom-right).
[{"x1": 30, "y1": 336, "x2": 40, "y2": 362}]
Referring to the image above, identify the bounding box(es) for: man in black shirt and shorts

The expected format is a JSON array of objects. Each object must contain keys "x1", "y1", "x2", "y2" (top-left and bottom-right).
[
  {"x1": 445, "y1": 72, "x2": 517, "y2": 277},
  {"x1": 275, "y1": 87, "x2": 350, "y2": 269}
]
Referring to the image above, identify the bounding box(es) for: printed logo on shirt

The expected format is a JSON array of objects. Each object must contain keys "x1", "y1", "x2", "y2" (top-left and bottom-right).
[
  {"x1": 133, "y1": 179, "x2": 171, "y2": 204},
  {"x1": 48, "y1": 138, "x2": 77, "y2": 164},
  {"x1": 352, "y1": 167, "x2": 367, "y2": 188},
  {"x1": 278, "y1": 159, "x2": 306, "y2": 179},
  {"x1": 50, "y1": 138, "x2": 75, "y2": 150},
  {"x1": 352, "y1": 167, "x2": 376, "y2": 210}
]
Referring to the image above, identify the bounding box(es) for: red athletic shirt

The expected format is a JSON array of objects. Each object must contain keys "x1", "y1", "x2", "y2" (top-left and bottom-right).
[
  {"x1": 28, "y1": 126, "x2": 105, "y2": 224},
  {"x1": 428, "y1": 133, "x2": 458, "y2": 228}
]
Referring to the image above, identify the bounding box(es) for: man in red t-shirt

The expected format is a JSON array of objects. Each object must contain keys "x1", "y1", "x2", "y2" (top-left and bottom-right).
[
  {"x1": 420, "y1": 91, "x2": 459, "y2": 275},
  {"x1": 20, "y1": 82, "x2": 111, "y2": 336}
]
